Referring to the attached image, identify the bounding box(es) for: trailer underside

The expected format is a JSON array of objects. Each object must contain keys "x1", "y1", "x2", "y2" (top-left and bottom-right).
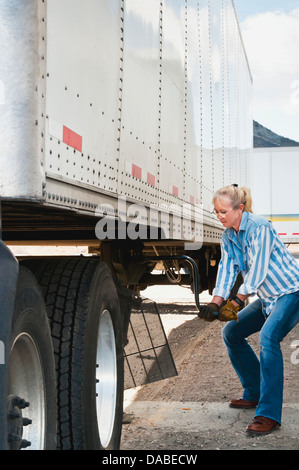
[{"x1": 2, "y1": 199, "x2": 222, "y2": 245}]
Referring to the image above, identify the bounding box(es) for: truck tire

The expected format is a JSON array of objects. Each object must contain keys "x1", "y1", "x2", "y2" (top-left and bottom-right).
[
  {"x1": 21, "y1": 257, "x2": 124, "y2": 450},
  {"x1": 8, "y1": 267, "x2": 57, "y2": 450}
]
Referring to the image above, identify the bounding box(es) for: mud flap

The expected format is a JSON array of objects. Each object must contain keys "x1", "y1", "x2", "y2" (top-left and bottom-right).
[
  {"x1": 0, "y1": 241, "x2": 19, "y2": 449},
  {"x1": 124, "y1": 297, "x2": 177, "y2": 389}
]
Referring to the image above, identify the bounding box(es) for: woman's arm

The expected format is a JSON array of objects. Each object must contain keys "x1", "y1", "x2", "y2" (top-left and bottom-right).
[
  {"x1": 212, "y1": 238, "x2": 239, "y2": 301},
  {"x1": 238, "y1": 225, "x2": 274, "y2": 297}
]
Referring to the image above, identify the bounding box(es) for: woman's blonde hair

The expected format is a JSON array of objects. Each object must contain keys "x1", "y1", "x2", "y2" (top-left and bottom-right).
[{"x1": 213, "y1": 185, "x2": 253, "y2": 213}]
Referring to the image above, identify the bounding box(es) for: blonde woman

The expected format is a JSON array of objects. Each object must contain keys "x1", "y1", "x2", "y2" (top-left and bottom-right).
[{"x1": 198, "y1": 184, "x2": 299, "y2": 435}]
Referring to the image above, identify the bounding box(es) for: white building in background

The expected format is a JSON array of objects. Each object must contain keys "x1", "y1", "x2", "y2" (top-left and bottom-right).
[{"x1": 252, "y1": 146, "x2": 299, "y2": 244}]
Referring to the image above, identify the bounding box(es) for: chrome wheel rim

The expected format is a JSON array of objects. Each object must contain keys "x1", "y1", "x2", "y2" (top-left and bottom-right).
[
  {"x1": 8, "y1": 333, "x2": 45, "y2": 450},
  {"x1": 96, "y1": 309, "x2": 117, "y2": 448}
]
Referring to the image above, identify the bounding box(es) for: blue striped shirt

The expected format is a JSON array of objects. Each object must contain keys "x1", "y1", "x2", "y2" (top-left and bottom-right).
[{"x1": 213, "y1": 211, "x2": 299, "y2": 316}]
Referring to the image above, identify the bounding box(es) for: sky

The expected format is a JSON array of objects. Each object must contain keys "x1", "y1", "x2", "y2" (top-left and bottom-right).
[{"x1": 234, "y1": 0, "x2": 299, "y2": 142}]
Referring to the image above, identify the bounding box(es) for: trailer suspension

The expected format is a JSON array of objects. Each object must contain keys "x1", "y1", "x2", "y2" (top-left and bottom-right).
[{"x1": 144, "y1": 255, "x2": 202, "y2": 312}]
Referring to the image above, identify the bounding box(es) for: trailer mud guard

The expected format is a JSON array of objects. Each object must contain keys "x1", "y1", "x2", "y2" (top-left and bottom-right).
[{"x1": 0, "y1": 240, "x2": 19, "y2": 450}]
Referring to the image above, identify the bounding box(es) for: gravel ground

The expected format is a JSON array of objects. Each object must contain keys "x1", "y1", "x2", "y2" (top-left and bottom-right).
[{"x1": 121, "y1": 246, "x2": 299, "y2": 451}]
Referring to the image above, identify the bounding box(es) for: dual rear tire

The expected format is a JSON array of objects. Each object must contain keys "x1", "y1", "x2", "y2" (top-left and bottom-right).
[
  {"x1": 8, "y1": 267, "x2": 56, "y2": 450},
  {"x1": 9, "y1": 259, "x2": 124, "y2": 450}
]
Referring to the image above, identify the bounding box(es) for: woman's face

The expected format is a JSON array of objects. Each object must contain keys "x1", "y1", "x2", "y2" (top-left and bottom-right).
[{"x1": 213, "y1": 196, "x2": 244, "y2": 230}]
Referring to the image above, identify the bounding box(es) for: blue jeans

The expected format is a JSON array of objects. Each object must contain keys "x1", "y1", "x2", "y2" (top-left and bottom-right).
[{"x1": 222, "y1": 292, "x2": 299, "y2": 424}]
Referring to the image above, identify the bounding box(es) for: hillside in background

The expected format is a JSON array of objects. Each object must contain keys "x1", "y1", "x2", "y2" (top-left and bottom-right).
[{"x1": 253, "y1": 121, "x2": 299, "y2": 148}]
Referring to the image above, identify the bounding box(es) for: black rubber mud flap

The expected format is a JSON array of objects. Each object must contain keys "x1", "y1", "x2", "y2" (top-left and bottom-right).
[
  {"x1": 124, "y1": 297, "x2": 178, "y2": 389},
  {"x1": 0, "y1": 241, "x2": 19, "y2": 450}
]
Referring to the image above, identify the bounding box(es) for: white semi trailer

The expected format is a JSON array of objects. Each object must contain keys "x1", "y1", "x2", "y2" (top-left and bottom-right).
[{"x1": 0, "y1": 0, "x2": 252, "y2": 450}]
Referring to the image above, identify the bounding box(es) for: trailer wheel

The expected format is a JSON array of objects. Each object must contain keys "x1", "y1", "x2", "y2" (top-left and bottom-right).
[
  {"x1": 80, "y1": 261, "x2": 124, "y2": 450},
  {"x1": 8, "y1": 267, "x2": 57, "y2": 450},
  {"x1": 21, "y1": 258, "x2": 124, "y2": 450}
]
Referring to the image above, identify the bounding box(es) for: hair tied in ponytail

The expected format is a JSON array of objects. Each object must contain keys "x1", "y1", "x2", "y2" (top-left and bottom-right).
[{"x1": 213, "y1": 185, "x2": 253, "y2": 213}]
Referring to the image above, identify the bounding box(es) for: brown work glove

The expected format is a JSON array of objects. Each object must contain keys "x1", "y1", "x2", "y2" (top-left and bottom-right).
[
  {"x1": 198, "y1": 303, "x2": 220, "y2": 322},
  {"x1": 218, "y1": 300, "x2": 240, "y2": 322}
]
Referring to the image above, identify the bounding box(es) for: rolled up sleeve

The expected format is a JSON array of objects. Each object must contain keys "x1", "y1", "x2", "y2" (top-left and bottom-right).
[{"x1": 213, "y1": 238, "x2": 239, "y2": 299}]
